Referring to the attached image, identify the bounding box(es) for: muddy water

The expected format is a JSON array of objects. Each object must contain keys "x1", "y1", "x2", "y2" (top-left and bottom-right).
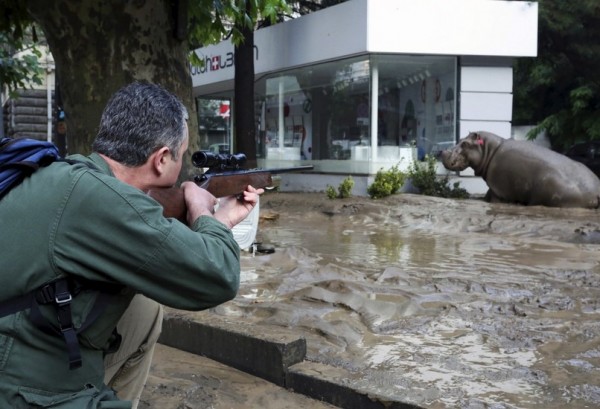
[{"x1": 212, "y1": 193, "x2": 600, "y2": 408}]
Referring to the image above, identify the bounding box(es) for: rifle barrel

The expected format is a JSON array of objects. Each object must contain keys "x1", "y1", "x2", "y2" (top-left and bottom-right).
[
  {"x1": 202, "y1": 165, "x2": 314, "y2": 178},
  {"x1": 265, "y1": 165, "x2": 314, "y2": 174}
]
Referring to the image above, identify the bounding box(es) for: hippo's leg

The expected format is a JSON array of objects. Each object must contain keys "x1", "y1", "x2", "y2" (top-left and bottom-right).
[
  {"x1": 484, "y1": 189, "x2": 504, "y2": 203},
  {"x1": 484, "y1": 189, "x2": 492, "y2": 202}
]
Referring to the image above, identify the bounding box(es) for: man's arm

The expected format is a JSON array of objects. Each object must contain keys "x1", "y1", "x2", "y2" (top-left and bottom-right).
[{"x1": 149, "y1": 165, "x2": 311, "y2": 222}]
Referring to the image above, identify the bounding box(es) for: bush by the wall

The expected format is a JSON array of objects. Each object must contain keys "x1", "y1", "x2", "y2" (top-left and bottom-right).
[
  {"x1": 367, "y1": 164, "x2": 406, "y2": 199},
  {"x1": 408, "y1": 155, "x2": 469, "y2": 199},
  {"x1": 326, "y1": 176, "x2": 355, "y2": 199}
]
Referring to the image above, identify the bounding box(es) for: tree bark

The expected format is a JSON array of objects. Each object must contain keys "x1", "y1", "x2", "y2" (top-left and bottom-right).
[
  {"x1": 23, "y1": 0, "x2": 199, "y2": 179},
  {"x1": 233, "y1": 5, "x2": 257, "y2": 168}
]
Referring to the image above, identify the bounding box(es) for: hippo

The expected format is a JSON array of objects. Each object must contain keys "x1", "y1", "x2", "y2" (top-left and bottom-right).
[{"x1": 441, "y1": 131, "x2": 600, "y2": 208}]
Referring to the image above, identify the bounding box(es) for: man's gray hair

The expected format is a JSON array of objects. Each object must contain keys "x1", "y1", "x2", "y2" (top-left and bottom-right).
[{"x1": 93, "y1": 81, "x2": 189, "y2": 166}]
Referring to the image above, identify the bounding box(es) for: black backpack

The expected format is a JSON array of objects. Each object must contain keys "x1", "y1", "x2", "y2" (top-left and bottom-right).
[{"x1": 0, "y1": 137, "x2": 61, "y2": 198}]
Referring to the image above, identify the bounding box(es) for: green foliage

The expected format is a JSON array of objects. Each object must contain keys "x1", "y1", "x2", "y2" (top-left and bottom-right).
[
  {"x1": 188, "y1": 0, "x2": 290, "y2": 49},
  {"x1": 408, "y1": 155, "x2": 469, "y2": 199},
  {"x1": 0, "y1": 29, "x2": 43, "y2": 96},
  {"x1": 326, "y1": 185, "x2": 337, "y2": 199},
  {"x1": 367, "y1": 165, "x2": 406, "y2": 199},
  {"x1": 338, "y1": 176, "x2": 354, "y2": 198},
  {"x1": 513, "y1": 0, "x2": 600, "y2": 150},
  {"x1": 0, "y1": 2, "x2": 44, "y2": 94},
  {"x1": 326, "y1": 176, "x2": 354, "y2": 199}
]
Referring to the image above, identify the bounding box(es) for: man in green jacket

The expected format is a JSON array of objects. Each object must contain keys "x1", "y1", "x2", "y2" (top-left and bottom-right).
[{"x1": 0, "y1": 81, "x2": 262, "y2": 408}]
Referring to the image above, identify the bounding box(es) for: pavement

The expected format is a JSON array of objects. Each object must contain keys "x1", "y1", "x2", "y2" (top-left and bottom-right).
[
  {"x1": 139, "y1": 309, "x2": 422, "y2": 409},
  {"x1": 140, "y1": 343, "x2": 337, "y2": 409}
]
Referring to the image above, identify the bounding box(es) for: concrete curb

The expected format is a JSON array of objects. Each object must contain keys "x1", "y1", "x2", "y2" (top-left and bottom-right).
[
  {"x1": 158, "y1": 310, "x2": 306, "y2": 386},
  {"x1": 287, "y1": 361, "x2": 422, "y2": 409},
  {"x1": 158, "y1": 311, "x2": 423, "y2": 409}
]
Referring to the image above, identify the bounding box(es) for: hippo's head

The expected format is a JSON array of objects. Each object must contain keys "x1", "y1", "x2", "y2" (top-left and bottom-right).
[{"x1": 441, "y1": 132, "x2": 486, "y2": 171}]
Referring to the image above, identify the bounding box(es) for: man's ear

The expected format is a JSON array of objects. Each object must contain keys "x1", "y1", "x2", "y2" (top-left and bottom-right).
[{"x1": 151, "y1": 146, "x2": 171, "y2": 175}]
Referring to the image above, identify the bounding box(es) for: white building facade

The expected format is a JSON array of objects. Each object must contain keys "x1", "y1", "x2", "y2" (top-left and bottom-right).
[{"x1": 192, "y1": 0, "x2": 538, "y2": 195}]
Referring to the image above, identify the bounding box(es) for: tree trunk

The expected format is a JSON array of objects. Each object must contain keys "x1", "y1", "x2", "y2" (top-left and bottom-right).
[
  {"x1": 23, "y1": 0, "x2": 200, "y2": 179},
  {"x1": 234, "y1": 8, "x2": 257, "y2": 169}
]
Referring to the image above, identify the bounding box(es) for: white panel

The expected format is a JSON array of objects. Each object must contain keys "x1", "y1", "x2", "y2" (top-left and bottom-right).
[
  {"x1": 460, "y1": 93, "x2": 513, "y2": 121},
  {"x1": 272, "y1": 0, "x2": 368, "y2": 70},
  {"x1": 367, "y1": 0, "x2": 538, "y2": 57},
  {"x1": 459, "y1": 121, "x2": 512, "y2": 139},
  {"x1": 192, "y1": 0, "x2": 538, "y2": 90},
  {"x1": 191, "y1": 43, "x2": 235, "y2": 88},
  {"x1": 461, "y1": 67, "x2": 513, "y2": 93}
]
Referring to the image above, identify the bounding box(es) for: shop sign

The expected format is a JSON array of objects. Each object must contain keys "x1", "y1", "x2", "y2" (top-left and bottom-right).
[{"x1": 191, "y1": 46, "x2": 260, "y2": 76}]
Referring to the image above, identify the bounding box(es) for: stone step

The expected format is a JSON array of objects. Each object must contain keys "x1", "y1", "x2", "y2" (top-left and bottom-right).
[
  {"x1": 156, "y1": 310, "x2": 424, "y2": 409},
  {"x1": 158, "y1": 309, "x2": 306, "y2": 386},
  {"x1": 142, "y1": 343, "x2": 337, "y2": 409}
]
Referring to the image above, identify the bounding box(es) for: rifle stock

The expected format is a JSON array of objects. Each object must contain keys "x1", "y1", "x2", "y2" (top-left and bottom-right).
[
  {"x1": 148, "y1": 166, "x2": 312, "y2": 222},
  {"x1": 147, "y1": 187, "x2": 186, "y2": 222}
]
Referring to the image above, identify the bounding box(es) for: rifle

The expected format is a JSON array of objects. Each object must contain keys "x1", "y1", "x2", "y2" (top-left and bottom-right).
[{"x1": 148, "y1": 151, "x2": 313, "y2": 222}]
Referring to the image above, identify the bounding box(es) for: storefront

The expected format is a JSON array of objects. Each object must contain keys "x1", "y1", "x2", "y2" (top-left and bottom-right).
[{"x1": 192, "y1": 0, "x2": 538, "y2": 193}]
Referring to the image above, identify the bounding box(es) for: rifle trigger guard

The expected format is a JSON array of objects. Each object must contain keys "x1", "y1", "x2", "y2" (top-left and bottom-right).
[{"x1": 194, "y1": 174, "x2": 208, "y2": 184}]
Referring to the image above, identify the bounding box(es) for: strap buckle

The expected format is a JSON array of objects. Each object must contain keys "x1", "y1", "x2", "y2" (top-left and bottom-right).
[
  {"x1": 55, "y1": 292, "x2": 72, "y2": 305},
  {"x1": 36, "y1": 284, "x2": 55, "y2": 304}
]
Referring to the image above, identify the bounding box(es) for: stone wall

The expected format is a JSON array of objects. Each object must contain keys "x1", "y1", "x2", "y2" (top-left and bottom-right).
[{"x1": 3, "y1": 89, "x2": 54, "y2": 141}]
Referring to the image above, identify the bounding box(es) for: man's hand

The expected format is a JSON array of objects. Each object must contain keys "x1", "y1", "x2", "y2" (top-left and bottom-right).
[
  {"x1": 214, "y1": 185, "x2": 264, "y2": 229},
  {"x1": 181, "y1": 181, "x2": 218, "y2": 225},
  {"x1": 181, "y1": 182, "x2": 263, "y2": 229}
]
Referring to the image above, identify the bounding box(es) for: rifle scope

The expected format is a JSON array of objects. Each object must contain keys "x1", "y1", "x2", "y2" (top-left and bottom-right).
[{"x1": 192, "y1": 151, "x2": 247, "y2": 170}]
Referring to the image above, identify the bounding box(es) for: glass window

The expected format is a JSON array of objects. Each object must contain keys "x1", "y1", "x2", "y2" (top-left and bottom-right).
[
  {"x1": 254, "y1": 54, "x2": 456, "y2": 173},
  {"x1": 196, "y1": 97, "x2": 232, "y2": 154},
  {"x1": 256, "y1": 56, "x2": 371, "y2": 166},
  {"x1": 372, "y1": 55, "x2": 457, "y2": 161}
]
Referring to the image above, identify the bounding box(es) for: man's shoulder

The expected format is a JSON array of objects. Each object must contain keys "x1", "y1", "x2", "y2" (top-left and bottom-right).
[
  {"x1": 65, "y1": 153, "x2": 109, "y2": 173},
  {"x1": 40, "y1": 154, "x2": 137, "y2": 204}
]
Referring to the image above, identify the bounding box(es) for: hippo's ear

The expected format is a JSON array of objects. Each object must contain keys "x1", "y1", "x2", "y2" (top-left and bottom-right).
[{"x1": 465, "y1": 132, "x2": 484, "y2": 146}]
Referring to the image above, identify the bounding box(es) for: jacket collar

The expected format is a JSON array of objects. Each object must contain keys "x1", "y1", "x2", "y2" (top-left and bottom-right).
[{"x1": 65, "y1": 152, "x2": 114, "y2": 177}]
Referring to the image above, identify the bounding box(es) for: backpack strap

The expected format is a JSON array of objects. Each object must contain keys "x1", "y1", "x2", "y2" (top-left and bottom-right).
[
  {"x1": 0, "y1": 277, "x2": 122, "y2": 370},
  {"x1": 54, "y1": 280, "x2": 81, "y2": 368}
]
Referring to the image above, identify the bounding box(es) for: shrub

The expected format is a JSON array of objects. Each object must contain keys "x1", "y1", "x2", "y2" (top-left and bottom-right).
[
  {"x1": 326, "y1": 185, "x2": 338, "y2": 199},
  {"x1": 408, "y1": 155, "x2": 469, "y2": 199},
  {"x1": 367, "y1": 164, "x2": 406, "y2": 199},
  {"x1": 326, "y1": 176, "x2": 355, "y2": 199},
  {"x1": 338, "y1": 176, "x2": 354, "y2": 198}
]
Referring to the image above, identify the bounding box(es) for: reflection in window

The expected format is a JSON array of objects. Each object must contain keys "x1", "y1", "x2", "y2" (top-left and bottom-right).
[
  {"x1": 196, "y1": 98, "x2": 231, "y2": 154},
  {"x1": 329, "y1": 59, "x2": 371, "y2": 161},
  {"x1": 254, "y1": 54, "x2": 456, "y2": 172},
  {"x1": 374, "y1": 55, "x2": 456, "y2": 161}
]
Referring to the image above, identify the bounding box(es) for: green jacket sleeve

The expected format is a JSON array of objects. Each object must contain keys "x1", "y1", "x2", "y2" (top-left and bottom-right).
[{"x1": 49, "y1": 165, "x2": 241, "y2": 311}]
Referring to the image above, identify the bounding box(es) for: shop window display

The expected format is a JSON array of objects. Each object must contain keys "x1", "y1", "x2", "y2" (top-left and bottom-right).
[{"x1": 198, "y1": 55, "x2": 457, "y2": 174}]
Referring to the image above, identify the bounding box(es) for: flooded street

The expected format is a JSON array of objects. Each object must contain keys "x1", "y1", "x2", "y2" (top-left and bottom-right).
[{"x1": 211, "y1": 192, "x2": 600, "y2": 408}]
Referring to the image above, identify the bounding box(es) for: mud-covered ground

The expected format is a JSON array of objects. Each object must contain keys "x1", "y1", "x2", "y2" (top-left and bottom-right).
[{"x1": 154, "y1": 192, "x2": 600, "y2": 408}]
